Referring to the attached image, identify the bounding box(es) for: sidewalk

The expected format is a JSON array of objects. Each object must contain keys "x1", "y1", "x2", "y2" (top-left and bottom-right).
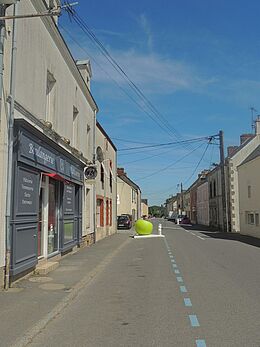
[{"x1": 0, "y1": 231, "x2": 132, "y2": 347}]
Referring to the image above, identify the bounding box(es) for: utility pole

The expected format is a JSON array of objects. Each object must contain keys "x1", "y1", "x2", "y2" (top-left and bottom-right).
[
  {"x1": 180, "y1": 182, "x2": 183, "y2": 214},
  {"x1": 219, "y1": 130, "x2": 228, "y2": 232}
]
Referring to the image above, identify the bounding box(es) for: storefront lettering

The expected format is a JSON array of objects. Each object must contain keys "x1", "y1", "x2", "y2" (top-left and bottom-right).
[{"x1": 29, "y1": 143, "x2": 55, "y2": 165}]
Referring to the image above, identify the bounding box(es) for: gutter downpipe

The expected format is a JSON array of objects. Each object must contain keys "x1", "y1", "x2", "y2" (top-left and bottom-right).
[
  {"x1": 0, "y1": 4, "x2": 6, "y2": 126},
  {"x1": 92, "y1": 109, "x2": 96, "y2": 243},
  {"x1": 4, "y1": 3, "x2": 18, "y2": 289}
]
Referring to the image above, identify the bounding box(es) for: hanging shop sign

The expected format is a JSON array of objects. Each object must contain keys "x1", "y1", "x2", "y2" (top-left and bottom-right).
[{"x1": 84, "y1": 165, "x2": 97, "y2": 180}]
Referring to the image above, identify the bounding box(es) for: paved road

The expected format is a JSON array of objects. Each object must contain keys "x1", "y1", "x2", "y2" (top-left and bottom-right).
[{"x1": 14, "y1": 219, "x2": 260, "y2": 346}]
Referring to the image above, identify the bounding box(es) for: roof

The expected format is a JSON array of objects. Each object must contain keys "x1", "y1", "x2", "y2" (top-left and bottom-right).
[
  {"x1": 96, "y1": 122, "x2": 117, "y2": 152},
  {"x1": 228, "y1": 135, "x2": 255, "y2": 159},
  {"x1": 117, "y1": 173, "x2": 141, "y2": 193},
  {"x1": 238, "y1": 144, "x2": 260, "y2": 167}
]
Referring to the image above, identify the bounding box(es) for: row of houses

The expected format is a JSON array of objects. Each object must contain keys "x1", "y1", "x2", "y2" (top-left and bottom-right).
[
  {"x1": 165, "y1": 119, "x2": 260, "y2": 239},
  {"x1": 0, "y1": 0, "x2": 145, "y2": 289}
]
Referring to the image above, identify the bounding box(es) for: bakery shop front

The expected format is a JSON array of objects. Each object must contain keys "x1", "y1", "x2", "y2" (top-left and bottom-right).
[{"x1": 10, "y1": 120, "x2": 84, "y2": 278}]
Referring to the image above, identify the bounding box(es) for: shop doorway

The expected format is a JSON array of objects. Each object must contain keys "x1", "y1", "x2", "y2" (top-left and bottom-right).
[
  {"x1": 47, "y1": 178, "x2": 59, "y2": 255},
  {"x1": 37, "y1": 176, "x2": 59, "y2": 258}
]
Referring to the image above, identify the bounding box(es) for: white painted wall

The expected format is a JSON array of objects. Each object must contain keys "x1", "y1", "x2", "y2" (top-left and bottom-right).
[
  {"x1": 0, "y1": 1, "x2": 97, "y2": 276},
  {"x1": 197, "y1": 182, "x2": 209, "y2": 226},
  {"x1": 238, "y1": 156, "x2": 260, "y2": 238},
  {"x1": 228, "y1": 135, "x2": 260, "y2": 232}
]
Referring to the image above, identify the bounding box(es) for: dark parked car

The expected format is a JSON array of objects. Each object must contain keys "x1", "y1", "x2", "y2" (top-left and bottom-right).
[
  {"x1": 179, "y1": 216, "x2": 191, "y2": 225},
  {"x1": 117, "y1": 215, "x2": 132, "y2": 229}
]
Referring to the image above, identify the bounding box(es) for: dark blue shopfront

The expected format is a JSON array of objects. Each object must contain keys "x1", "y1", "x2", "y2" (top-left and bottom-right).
[{"x1": 11, "y1": 120, "x2": 83, "y2": 277}]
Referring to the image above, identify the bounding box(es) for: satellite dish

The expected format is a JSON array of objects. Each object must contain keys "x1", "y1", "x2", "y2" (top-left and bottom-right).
[{"x1": 96, "y1": 146, "x2": 104, "y2": 162}]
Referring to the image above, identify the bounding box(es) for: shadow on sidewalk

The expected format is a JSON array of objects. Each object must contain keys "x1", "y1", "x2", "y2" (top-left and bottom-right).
[{"x1": 182, "y1": 224, "x2": 260, "y2": 249}]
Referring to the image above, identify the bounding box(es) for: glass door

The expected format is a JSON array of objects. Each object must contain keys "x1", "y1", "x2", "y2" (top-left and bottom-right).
[{"x1": 48, "y1": 179, "x2": 59, "y2": 255}]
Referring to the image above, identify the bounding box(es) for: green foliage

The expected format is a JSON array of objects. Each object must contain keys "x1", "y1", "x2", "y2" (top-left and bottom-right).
[{"x1": 148, "y1": 205, "x2": 165, "y2": 217}]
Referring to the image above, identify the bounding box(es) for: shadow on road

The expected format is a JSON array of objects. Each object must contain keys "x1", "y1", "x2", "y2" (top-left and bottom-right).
[{"x1": 181, "y1": 224, "x2": 260, "y2": 249}]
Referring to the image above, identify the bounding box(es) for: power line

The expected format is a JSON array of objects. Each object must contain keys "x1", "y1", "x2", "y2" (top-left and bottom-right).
[
  {"x1": 117, "y1": 136, "x2": 211, "y2": 151},
  {"x1": 183, "y1": 141, "x2": 211, "y2": 185},
  {"x1": 63, "y1": 6, "x2": 199, "y2": 151},
  {"x1": 136, "y1": 142, "x2": 206, "y2": 181}
]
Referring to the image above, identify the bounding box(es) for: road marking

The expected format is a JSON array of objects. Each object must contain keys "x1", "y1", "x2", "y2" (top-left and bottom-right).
[
  {"x1": 184, "y1": 298, "x2": 192, "y2": 307},
  {"x1": 174, "y1": 269, "x2": 180, "y2": 274},
  {"x1": 180, "y1": 285, "x2": 187, "y2": 293},
  {"x1": 171, "y1": 259, "x2": 175, "y2": 263},
  {"x1": 169, "y1": 255, "x2": 174, "y2": 258},
  {"x1": 176, "y1": 276, "x2": 183, "y2": 283},
  {"x1": 189, "y1": 315, "x2": 200, "y2": 327},
  {"x1": 191, "y1": 232, "x2": 195, "y2": 235},
  {"x1": 196, "y1": 235, "x2": 205, "y2": 240},
  {"x1": 172, "y1": 264, "x2": 177, "y2": 268},
  {"x1": 196, "y1": 340, "x2": 207, "y2": 347}
]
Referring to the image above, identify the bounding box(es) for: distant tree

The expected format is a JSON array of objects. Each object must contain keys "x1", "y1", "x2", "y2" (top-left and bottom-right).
[{"x1": 149, "y1": 205, "x2": 165, "y2": 217}]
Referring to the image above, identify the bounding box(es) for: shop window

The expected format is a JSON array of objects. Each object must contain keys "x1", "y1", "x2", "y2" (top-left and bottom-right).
[{"x1": 64, "y1": 221, "x2": 74, "y2": 243}]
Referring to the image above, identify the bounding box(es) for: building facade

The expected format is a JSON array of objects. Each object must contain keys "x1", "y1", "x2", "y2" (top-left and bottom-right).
[
  {"x1": 117, "y1": 168, "x2": 141, "y2": 221},
  {"x1": 95, "y1": 122, "x2": 117, "y2": 242},
  {"x1": 0, "y1": 1, "x2": 98, "y2": 287},
  {"x1": 207, "y1": 165, "x2": 224, "y2": 230},
  {"x1": 226, "y1": 121, "x2": 260, "y2": 233},
  {"x1": 238, "y1": 146, "x2": 260, "y2": 238},
  {"x1": 141, "y1": 199, "x2": 149, "y2": 218},
  {"x1": 197, "y1": 181, "x2": 209, "y2": 226}
]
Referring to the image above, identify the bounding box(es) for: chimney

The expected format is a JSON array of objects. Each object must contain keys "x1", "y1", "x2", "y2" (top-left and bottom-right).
[
  {"x1": 227, "y1": 146, "x2": 238, "y2": 157},
  {"x1": 240, "y1": 134, "x2": 254, "y2": 145},
  {"x1": 255, "y1": 116, "x2": 260, "y2": 135},
  {"x1": 117, "y1": 168, "x2": 126, "y2": 176}
]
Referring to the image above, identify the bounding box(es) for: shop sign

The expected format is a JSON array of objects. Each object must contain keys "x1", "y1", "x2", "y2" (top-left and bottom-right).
[
  {"x1": 17, "y1": 168, "x2": 38, "y2": 214},
  {"x1": 20, "y1": 134, "x2": 56, "y2": 171},
  {"x1": 84, "y1": 166, "x2": 97, "y2": 180},
  {"x1": 63, "y1": 184, "x2": 75, "y2": 214}
]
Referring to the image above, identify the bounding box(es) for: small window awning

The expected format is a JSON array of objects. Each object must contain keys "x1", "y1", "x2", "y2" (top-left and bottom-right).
[{"x1": 42, "y1": 173, "x2": 69, "y2": 183}]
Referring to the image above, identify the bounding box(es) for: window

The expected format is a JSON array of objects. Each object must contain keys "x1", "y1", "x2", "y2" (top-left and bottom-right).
[
  {"x1": 96, "y1": 198, "x2": 104, "y2": 227},
  {"x1": 109, "y1": 200, "x2": 112, "y2": 226},
  {"x1": 255, "y1": 213, "x2": 259, "y2": 226},
  {"x1": 106, "y1": 199, "x2": 109, "y2": 226},
  {"x1": 72, "y1": 106, "x2": 79, "y2": 147},
  {"x1": 213, "y1": 180, "x2": 216, "y2": 197},
  {"x1": 100, "y1": 164, "x2": 104, "y2": 189},
  {"x1": 248, "y1": 185, "x2": 251, "y2": 198},
  {"x1": 209, "y1": 182, "x2": 212, "y2": 198},
  {"x1": 132, "y1": 189, "x2": 136, "y2": 203},
  {"x1": 247, "y1": 212, "x2": 254, "y2": 225},
  {"x1": 46, "y1": 71, "x2": 56, "y2": 122}
]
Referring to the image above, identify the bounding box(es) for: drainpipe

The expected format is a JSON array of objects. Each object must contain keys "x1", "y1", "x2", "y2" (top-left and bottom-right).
[
  {"x1": 4, "y1": 3, "x2": 18, "y2": 289},
  {"x1": 0, "y1": 5, "x2": 6, "y2": 126},
  {"x1": 92, "y1": 109, "x2": 96, "y2": 243}
]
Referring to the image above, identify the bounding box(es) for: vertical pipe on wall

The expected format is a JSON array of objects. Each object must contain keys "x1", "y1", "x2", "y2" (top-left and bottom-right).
[
  {"x1": 92, "y1": 109, "x2": 96, "y2": 243},
  {"x1": 0, "y1": 5, "x2": 6, "y2": 126},
  {"x1": 4, "y1": 3, "x2": 18, "y2": 289}
]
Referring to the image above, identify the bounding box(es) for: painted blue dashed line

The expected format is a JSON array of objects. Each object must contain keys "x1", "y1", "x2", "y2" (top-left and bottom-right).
[
  {"x1": 196, "y1": 339, "x2": 207, "y2": 347},
  {"x1": 184, "y1": 298, "x2": 192, "y2": 307},
  {"x1": 176, "y1": 276, "x2": 183, "y2": 283},
  {"x1": 180, "y1": 286, "x2": 187, "y2": 293},
  {"x1": 174, "y1": 269, "x2": 180, "y2": 274},
  {"x1": 189, "y1": 315, "x2": 200, "y2": 327}
]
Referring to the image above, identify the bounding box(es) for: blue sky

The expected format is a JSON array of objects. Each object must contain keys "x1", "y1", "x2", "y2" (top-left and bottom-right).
[{"x1": 60, "y1": 1, "x2": 260, "y2": 206}]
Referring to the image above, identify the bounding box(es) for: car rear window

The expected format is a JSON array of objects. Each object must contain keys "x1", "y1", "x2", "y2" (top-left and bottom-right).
[{"x1": 118, "y1": 216, "x2": 128, "y2": 221}]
